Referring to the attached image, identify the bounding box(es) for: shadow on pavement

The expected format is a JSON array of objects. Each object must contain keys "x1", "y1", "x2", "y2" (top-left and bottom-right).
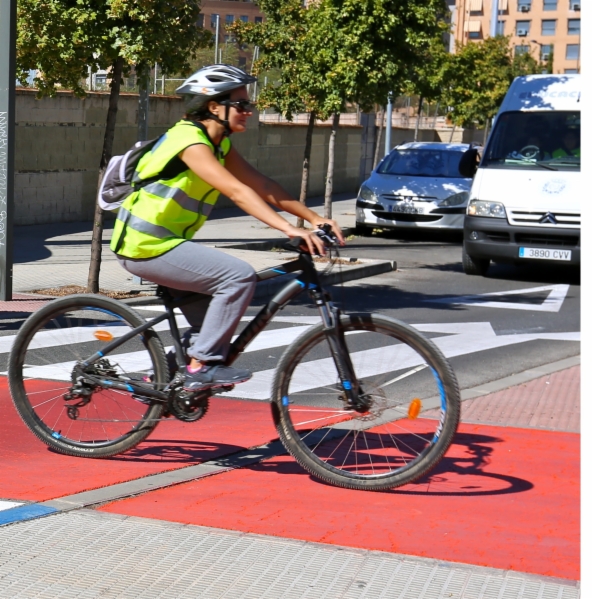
[{"x1": 250, "y1": 430, "x2": 534, "y2": 497}]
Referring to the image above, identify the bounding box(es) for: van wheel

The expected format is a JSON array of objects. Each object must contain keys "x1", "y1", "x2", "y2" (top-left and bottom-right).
[{"x1": 462, "y1": 244, "x2": 490, "y2": 276}]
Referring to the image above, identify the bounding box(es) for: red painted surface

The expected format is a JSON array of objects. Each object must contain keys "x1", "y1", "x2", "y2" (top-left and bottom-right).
[
  {"x1": 100, "y1": 422, "x2": 580, "y2": 580},
  {"x1": 0, "y1": 377, "x2": 276, "y2": 501}
]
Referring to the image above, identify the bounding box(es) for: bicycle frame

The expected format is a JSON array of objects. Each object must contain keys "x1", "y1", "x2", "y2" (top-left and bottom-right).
[{"x1": 77, "y1": 250, "x2": 361, "y2": 406}]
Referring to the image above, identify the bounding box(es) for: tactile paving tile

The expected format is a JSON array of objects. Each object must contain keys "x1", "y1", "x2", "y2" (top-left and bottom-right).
[{"x1": 0, "y1": 511, "x2": 580, "y2": 599}]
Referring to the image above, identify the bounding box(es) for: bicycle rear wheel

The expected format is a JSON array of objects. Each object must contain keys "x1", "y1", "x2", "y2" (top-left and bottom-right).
[
  {"x1": 271, "y1": 313, "x2": 460, "y2": 491},
  {"x1": 8, "y1": 294, "x2": 169, "y2": 458}
]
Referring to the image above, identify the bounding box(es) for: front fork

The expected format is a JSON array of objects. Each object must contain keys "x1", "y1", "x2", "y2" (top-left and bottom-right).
[{"x1": 312, "y1": 290, "x2": 368, "y2": 412}]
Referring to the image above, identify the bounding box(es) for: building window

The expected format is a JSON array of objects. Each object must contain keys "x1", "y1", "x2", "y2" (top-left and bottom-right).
[
  {"x1": 497, "y1": 20, "x2": 505, "y2": 34},
  {"x1": 543, "y1": 0, "x2": 557, "y2": 10},
  {"x1": 197, "y1": 14, "x2": 204, "y2": 28},
  {"x1": 541, "y1": 43, "x2": 553, "y2": 59},
  {"x1": 469, "y1": 0, "x2": 483, "y2": 13},
  {"x1": 515, "y1": 44, "x2": 530, "y2": 55},
  {"x1": 225, "y1": 14, "x2": 235, "y2": 25},
  {"x1": 255, "y1": 16, "x2": 263, "y2": 23},
  {"x1": 211, "y1": 14, "x2": 219, "y2": 28},
  {"x1": 517, "y1": 0, "x2": 531, "y2": 13},
  {"x1": 240, "y1": 15, "x2": 249, "y2": 22},
  {"x1": 569, "y1": 0, "x2": 580, "y2": 9},
  {"x1": 565, "y1": 44, "x2": 579, "y2": 59},
  {"x1": 567, "y1": 19, "x2": 580, "y2": 34},
  {"x1": 541, "y1": 19, "x2": 556, "y2": 35},
  {"x1": 564, "y1": 68, "x2": 578, "y2": 73},
  {"x1": 515, "y1": 20, "x2": 530, "y2": 36}
]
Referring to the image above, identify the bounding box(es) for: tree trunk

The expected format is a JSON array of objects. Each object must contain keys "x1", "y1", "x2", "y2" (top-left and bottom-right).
[
  {"x1": 324, "y1": 112, "x2": 340, "y2": 220},
  {"x1": 373, "y1": 108, "x2": 384, "y2": 170},
  {"x1": 448, "y1": 124, "x2": 456, "y2": 143},
  {"x1": 86, "y1": 57, "x2": 124, "y2": 294},
  {"x1": 296, "y1": 111, "x2": 316, "y2": 229},
  {"x1": 414, "y1": 96, "x2": 424, "y2": 142}
]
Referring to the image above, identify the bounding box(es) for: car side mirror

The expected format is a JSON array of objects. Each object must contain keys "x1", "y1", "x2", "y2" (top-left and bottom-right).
[{"x1": 458, "y1": 148, "x2": 480, "y2": 178}]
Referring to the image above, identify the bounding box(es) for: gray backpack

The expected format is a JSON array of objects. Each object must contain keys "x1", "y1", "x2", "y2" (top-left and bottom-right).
[{"x1": 97, "y1": 138, "x2": 162, "y2": 211}]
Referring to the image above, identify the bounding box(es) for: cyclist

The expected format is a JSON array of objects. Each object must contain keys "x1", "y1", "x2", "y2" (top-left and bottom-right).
[{"x1": 111, "y1": 64, "x2": 345, "y2": 391}]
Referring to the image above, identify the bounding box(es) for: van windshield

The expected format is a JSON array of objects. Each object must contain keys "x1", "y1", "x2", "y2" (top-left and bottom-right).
[
  {"x1": 378, "y1": 149, "x2": 466, "y2": 178},
  {"x1": 482, "y1": 111, "x2": 580, "y2": 171}
]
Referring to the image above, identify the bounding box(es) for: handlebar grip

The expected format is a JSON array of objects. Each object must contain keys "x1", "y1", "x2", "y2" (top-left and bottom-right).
[{"x1": 283, "y1": 237, "x2": 303, "y2": 252}]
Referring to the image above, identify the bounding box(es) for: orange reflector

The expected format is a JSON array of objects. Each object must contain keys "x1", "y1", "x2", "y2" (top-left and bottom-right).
[
  {"x1": 94, "y1": 330, "x2": 113, "y2": 342},
  {"x1": 408, "y1": 398, "x2": 422, "y2": 419}
]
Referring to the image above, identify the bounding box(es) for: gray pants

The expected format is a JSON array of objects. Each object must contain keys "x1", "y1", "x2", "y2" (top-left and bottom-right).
[{"x1": 117, "y1": 242, "x2": 256, "y2": 362}]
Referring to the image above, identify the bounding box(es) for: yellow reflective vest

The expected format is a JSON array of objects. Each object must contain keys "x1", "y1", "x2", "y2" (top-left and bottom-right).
[{"x1": 111, "y1": 119, "x2": 231, "y2": 259}]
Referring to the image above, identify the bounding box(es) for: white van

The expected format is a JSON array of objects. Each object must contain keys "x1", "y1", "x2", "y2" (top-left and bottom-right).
[{"x1": 460, "y1": 74, "x2": 581, "y2": 275}]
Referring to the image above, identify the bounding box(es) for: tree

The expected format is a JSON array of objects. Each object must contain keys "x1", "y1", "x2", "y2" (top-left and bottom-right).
[
  {"x1": 234, "y1": 0, "x2": 449, "y2": 220},
  {"x1": 440, "y1": 35, "x2": 540, "y2": 130},
  {"x1": 230, "y1": 0, "x2": 333, "y2": 228},
  {"x1": 16, "y1": 0, "x2": 211, "y2": 292},
  {"x1": 403, "y1": 33, "x2": 451, "y2": 141}
]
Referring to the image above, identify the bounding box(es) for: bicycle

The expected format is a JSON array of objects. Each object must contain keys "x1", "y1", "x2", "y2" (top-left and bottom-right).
[{"x1": 8, "y1": 227, "x2": 460, "y2": 491}]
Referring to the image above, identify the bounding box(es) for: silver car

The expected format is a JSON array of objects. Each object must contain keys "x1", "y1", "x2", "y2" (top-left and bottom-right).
[{"x1": 355, "y1": 142, "x2": 476, "y2": 233}]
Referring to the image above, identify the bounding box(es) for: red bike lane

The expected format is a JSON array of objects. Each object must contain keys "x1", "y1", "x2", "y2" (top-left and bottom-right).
[{"x1": 2, "y1": 367, "x2": 580, "y2": 581}]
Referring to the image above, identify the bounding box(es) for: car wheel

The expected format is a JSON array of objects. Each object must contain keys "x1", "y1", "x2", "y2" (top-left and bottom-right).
[
  {"x1": 354, "y1": 223, "x2": 373, "y2": 237},
  {"x1": 462, "y1": 243, "x2": 490, "y2": 276}
]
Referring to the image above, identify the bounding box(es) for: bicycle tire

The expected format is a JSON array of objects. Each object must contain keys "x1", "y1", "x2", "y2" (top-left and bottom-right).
[
  {"x1": 8, "y1": 294, "x2": 169, "y2": 458},
  {"x1": 271, "y1": 313, "x2": 460, "y2": 491}
]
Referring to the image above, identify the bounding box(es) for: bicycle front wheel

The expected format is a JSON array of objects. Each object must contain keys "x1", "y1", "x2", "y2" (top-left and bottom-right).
[
  {"x1": 272, "y1": 313, "x2": 460, "y2": 491},
  {"x1": 8, "y1": 294, "x2": 169, "y2": 458}
]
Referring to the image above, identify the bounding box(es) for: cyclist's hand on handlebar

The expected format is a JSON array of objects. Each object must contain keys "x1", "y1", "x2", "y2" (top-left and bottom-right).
[
  {"x1": 284, "y1": 225, "x2": 327, "y2": 255},
  {"x1": 309, "y1": 217, "x2": 345, "y2": 245}
]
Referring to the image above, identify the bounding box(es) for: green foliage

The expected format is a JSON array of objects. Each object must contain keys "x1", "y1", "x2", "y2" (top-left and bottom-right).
[
  {"x1": 231, "y1": 0, "x2": 449, "y2": 119},
  {"x1": 441, "y1": 36, "x2": 541, "y2": 127},
  {"x1": 16, "y1": 0, "x2": 212, "y2": 97}
]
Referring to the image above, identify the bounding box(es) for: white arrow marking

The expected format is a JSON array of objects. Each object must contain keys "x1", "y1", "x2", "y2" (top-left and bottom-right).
[{"x1": 424, "y1": 284, "x2": 570, "y2": 312}]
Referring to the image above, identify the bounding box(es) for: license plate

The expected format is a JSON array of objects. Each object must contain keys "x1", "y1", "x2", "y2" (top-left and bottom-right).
[
  {"x1": 518, "y1": 247, "x2": 572, "y2": 261},
  {"x1": 389, "y1": 202, "x2": 423, "y2": 214}
]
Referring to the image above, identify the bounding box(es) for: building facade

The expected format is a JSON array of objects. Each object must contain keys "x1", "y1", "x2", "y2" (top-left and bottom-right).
[
  {"x1": 452, "y1": 0, "x2": 581, "y2": 73},
  {"x1": 199, "y1": 0, "x2": 265, "y2": 68}
]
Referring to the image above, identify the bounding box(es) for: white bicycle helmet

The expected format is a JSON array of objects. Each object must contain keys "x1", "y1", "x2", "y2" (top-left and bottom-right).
[
  {"x1": 176, "y1": 64, "x2": 256, "y2": 98},
  {"x1": 176, "y1": 64, "x2": 257, "y2": 134}
]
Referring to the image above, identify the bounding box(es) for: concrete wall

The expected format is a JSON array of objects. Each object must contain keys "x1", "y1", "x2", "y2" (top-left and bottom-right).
[
  {"x1": 14, "y1": 89, "x2": 363, "y2": 225},
  {"x1": 15, "y1": 88, "x2": 482, "y2": 226}
]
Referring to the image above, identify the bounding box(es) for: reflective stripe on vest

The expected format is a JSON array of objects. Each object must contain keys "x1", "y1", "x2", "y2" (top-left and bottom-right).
[{"x1": 111, "y1": 120, "x2": 231, "y2": 259}]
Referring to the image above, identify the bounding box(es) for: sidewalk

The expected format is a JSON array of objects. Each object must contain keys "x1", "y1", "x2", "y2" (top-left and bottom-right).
[
  {"x1": 0, "y1": 360, "x2": 581, "y2": 598},
  {"x1": 5, "y1": 194, "x2": 394, "y2": 304}
]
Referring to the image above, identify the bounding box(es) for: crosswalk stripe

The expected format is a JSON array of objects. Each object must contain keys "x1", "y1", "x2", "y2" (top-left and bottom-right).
[
  {"x1": 19, "y1": 326, "x2": 314, "y2": 382},
  {"x1": 0, "y1": 315, "x2": 192, "y2": 355}
]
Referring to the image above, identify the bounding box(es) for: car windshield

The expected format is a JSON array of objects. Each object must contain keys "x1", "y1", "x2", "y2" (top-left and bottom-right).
[
  {"x1": 377, "y1": 149, "x2": 466, "y2": 178},
  {"x1": 482, "y1": 110, "x2": 580, "y2": 171}
]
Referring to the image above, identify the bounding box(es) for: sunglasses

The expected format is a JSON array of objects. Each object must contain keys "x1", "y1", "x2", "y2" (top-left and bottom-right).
[{"x1": 219, "y1": 99, "x2": 253, "y2": 113}]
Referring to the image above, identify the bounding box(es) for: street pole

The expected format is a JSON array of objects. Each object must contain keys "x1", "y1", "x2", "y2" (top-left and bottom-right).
[
  {"x1": 214, "y1": 15, "x2": 220, "y2": 63},
  {"x1": 489, "y1": 0, "x2": 499, "y2": 37},
  {"x1": 384, "y1": 92, "x2": 393, "y2": 156},
  {"x1": 0, "y1": 0, "x2": 16, "y2": 300}
]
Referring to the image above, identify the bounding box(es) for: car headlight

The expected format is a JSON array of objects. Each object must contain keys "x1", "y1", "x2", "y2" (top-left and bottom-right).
[
  {"x1": 439, "y1": 191, "x2": 469, "y2": 207},
  {"x1": 467, "y1": 200, "x2": 507, "y2": 218},
  {"x1": 358, "y1": 185, "x2": 378, "y2": 203}
]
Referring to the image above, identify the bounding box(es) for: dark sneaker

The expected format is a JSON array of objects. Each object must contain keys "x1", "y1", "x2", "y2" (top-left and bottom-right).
[{"x1": 183, "y1": 363, "x2": 252, "y2": 391}]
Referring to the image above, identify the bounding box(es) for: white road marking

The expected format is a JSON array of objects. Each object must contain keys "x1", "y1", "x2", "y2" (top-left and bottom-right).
[
  {"x1": 0, "y1": 501, "x2": 23, "y2": 512},
  {"x1": 7, "y1": 322, "x2": 579, "y2": 400},
  {"x1": 424, "y1": 284, "x2": 570, "y2": 312}
]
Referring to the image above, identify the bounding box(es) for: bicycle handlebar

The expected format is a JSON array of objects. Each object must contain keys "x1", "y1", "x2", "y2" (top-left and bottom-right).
[{"x1": 284, "y1": 224, "x2": 339, "y2": 255}]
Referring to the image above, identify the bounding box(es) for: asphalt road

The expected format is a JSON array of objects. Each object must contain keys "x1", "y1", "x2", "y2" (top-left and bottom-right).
[{"x1": 240, "y1": 229, "x2": 581, "y2": 394}]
